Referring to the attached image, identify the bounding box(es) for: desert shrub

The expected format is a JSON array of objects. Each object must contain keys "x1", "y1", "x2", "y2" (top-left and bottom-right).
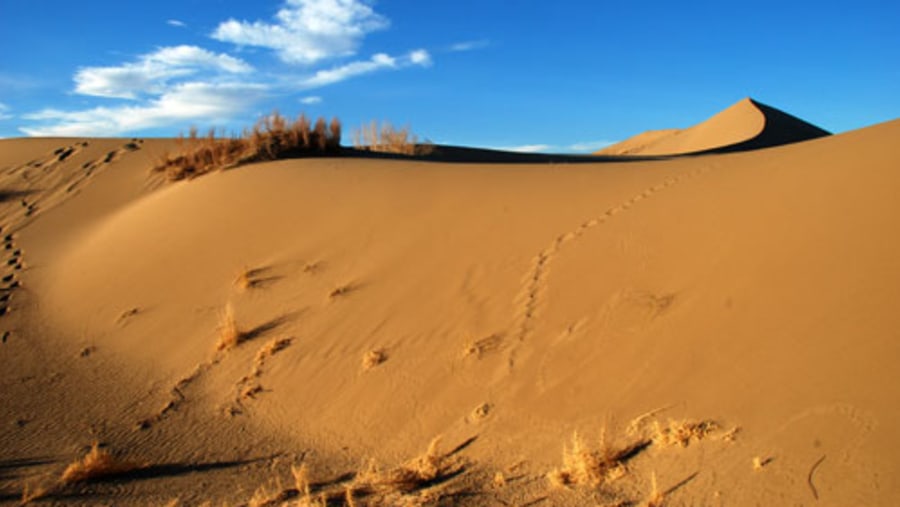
[
  {"x1": 351, "y1": 120, "x2": 434, "y2": 156},
  {"x1": 154, "y1": 111, "x2": 342, "y2": 181}
]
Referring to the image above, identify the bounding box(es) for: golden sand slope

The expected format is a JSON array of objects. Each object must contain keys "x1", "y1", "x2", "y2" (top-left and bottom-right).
[
  {"x1": 597, "y1": 98, "x2": 830, "y2": 155},
  {"x1": 1, "y1": 118, "x2": 899, "y2": 505}
]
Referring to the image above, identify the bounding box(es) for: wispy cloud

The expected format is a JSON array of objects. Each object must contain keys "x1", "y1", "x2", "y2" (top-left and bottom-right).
[
  {"x1": 449, "y1": 39, "x2": 489, "y2": 52},
  {"x1": 567, "y1": 140, "x2": 615, "y2": 152},
  {"x1": 490, "y1": 144, "x2": 552, "y2": 153},
  {"x1": 21, "y1": 82, "x2": 267, "y2": 137},
  {"x1": 167, "y1": 19, "x2": 187, "y2": 28},
  {"x1": 0, "y1": 103, "x2": 12, "y2": 121},
  {"x1": 409, "y1": 49, "x2": 432, "y2": 66},
  {"x1": 299, "y1": 50, "x2": 430, "y2": 88},
  {"x1": 485, "y1": 140, "x2": 616, "y2": 154},
  {"x1": 75, "y1": 45, "x2": 253, "y2": 99},
  {"x1": 212, "y1": 0, "x2": 389, "y2": 64},
  {"x1": 21, "y1": 1, "x2": 436, "y2": 137}
]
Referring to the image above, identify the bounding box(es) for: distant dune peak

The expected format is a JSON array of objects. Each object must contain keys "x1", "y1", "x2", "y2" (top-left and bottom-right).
[{"x1": 597, "y1": 97, "x2": 830, "y2": 156}]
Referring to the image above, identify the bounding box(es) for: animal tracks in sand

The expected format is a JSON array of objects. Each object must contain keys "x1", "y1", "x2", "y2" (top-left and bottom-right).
[{"x1": 506, "y1": 164, "x2": 714, "y2": 371}]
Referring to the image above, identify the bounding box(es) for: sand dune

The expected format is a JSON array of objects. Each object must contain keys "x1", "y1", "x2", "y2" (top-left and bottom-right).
[
  {"x1": 597, "y1": 98, "x2": 830, "y2": 155},
  {"x1": 1, "y1": 112, "x2": 899, "y2": 505}
]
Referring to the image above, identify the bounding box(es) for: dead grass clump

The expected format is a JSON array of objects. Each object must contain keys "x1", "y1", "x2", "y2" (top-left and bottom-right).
[
  {"x1": 462, "y1": 333, "x2": 502, "y2": 359},
  {"x1": 60, "y1": 442, "x2": 139, "y2": 484},
  {"x1": 548, "y1": 431, "x2": 649, "y2": 489},
  {"x1": 354, "y1": 437, "x2": 464, "y2": 495},
  {"x1": 235, "y1": 266, "x2": 255, "y2": 291},
  {"x1": 154, "y1": 112, "x2": 342, "y2": 181},
  {"x1": 216, "y1": 303, "x2": 245, "y2": 351},
  {"x1": 242, "y1": 442, "x2": 465, "y2": 507},
  {"x1": 362, "y1": 349, "x2": 387, "y2": 370},
  {"x1": 651, "y1": 419, "x2": 718, "y2": 448},
  {"x1": 20, "y1": 482, "x2": 50, "y2": 504},
  {"x1": 255, "y1": 338, "x2": 292, "y2": 366},
  {"x1": 352, "y1": 120, "x2": 434, "y2": 156}
]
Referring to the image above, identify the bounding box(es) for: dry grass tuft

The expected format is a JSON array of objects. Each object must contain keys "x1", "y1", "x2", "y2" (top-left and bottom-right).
[
  {"x1": 216, "y1": 302, "x2": 245, "y2": 351},
  {"x1": 353, "y1": 437, "x2": 464, "y2": 495},
  {"x1": 60, "y1": 442, "x2": 139, "y2": 484},
  {"x1": 235, "y1": 267, "x2": 255, "y2": 291},
  {"x1": 651, "y1": 419, "x2": 718, "y2": 448},
  {"x1": 462, "y1": 333, "x2": 502, "y2": 359},
  {"x1": 255, "y1": 338, "x2": 292, "y2": 369},
  {"x1": 241, "y1": 441, "x2": 466, "y2": 507},
  {"x1": 20, "y1": 482, "x2": 50, "y2": 504},
  {"x1": 352, "y1": 121, "x2": 433, "y2": 156},
  {"x1": 548, "y1": 430, "x2": 649, "y2": 489},
  {"x1": 644, "y1": 471, "x2": 665, "y2": 507},
  {"x1": 752, "y1": 456, "x2": 773, "y2": 471},
  {"x1": 362, "y1": 349, "x2": 388, "y2": 371},
  {"x1": 292, "y1": 463, "x2": 312, "y2": 497},
  {"x1": 154, "y1": 112, "x2": 342, "y2": 181}
]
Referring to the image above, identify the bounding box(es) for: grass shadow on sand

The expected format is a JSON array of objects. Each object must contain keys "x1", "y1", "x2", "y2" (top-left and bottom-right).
[{"x1": 0, "y1": 189, "x2": 38, "y2": 203}]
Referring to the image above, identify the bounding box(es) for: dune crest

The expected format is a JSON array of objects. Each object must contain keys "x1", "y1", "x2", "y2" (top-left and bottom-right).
[{"x1": 597, "y1": 98, "x2": 830, "y2": 155}]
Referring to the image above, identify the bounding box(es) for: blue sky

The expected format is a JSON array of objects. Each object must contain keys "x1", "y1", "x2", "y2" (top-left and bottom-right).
[{"x1": 1, "y1": 0, "x2": 897, "y2": 151}]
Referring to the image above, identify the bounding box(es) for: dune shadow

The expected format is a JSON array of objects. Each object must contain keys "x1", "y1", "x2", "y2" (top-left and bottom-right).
[{"x1": 336, "y1": 146, "x2": 662, "y2": 164}]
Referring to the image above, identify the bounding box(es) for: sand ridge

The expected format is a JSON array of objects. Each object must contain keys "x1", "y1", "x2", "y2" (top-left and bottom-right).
[{"x1": 596, "y1": 98, "x2": 830, "y2": 156}]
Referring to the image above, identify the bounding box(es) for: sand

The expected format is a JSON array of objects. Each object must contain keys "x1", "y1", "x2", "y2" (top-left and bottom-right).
[{"x1": 1, "y1": 101, "x2": 899, "y2": 506}]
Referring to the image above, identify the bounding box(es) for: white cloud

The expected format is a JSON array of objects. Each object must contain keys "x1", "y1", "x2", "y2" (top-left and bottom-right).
[
  {"x1": 484, "y1": 140, "x2": 617, "y2": 154},
  {"x1": 0, "y1": 103, "x2": 11, "y2": 121},
  {"x1": 299, "y1": 49, "x2": 429, "y2": 88},
  {"x1": 21, "y1": 82, "x2": 267, "y2": 137},
  {"x1": 491, "y1": 144, "x2": 552, "y2": 153},
  {"x1": 74, "y1": 45, "x2": 253, "y2": 99},
  {"x1": 449, "y1": 40, "x2": 489, "y2": 52},
  {"x1": 213, "y1": 0, "x2": 389, "y2": 64},
  {"x1": 22, "y1": 2, "x2": 438, "y2": 137},
  {"x1": 409, "y1": 49, "x2": 432, "y2": 67}
]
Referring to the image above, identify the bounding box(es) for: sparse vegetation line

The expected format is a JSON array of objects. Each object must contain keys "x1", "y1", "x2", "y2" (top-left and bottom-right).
[
  {"x1": 351, "y1": 120, "x2": 434, "y2": 156},
  {"x1": 154, "y1": 112, "x2": 341, "y2": 181},
  {"x1": 154, "y1": 112, "x2": 431, "y2": 182}
]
